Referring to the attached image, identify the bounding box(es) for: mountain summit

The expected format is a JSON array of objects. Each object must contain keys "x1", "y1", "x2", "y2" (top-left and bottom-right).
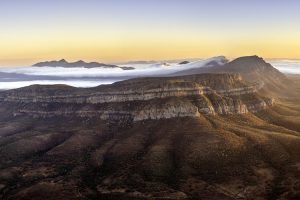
[{"x1": 174, "y1": 55, "x2": 290, "y2": 94}]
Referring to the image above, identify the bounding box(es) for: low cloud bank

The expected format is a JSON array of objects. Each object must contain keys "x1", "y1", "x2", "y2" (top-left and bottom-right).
[
  {"x1": 0, "y1": 58, "x2": 220, "y2": 78},
  {"x1": 0, "y1": 80, "x2": 117, "y2": 90},
  {"x1": 0, "y1": 58, "x2": 299, "y2": 90},
  {"x1": 268, "y1": 60, "x2": 300, "y2": 74}
]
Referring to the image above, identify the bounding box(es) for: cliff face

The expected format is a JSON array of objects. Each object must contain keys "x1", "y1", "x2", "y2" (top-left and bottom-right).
[{"x1": 0, "y1": 74, "x2": 273, "y2": 122}]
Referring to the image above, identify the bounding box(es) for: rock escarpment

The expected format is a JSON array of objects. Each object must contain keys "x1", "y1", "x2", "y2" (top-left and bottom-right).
[{"x1": 0, "y1": 74, "x2": 274, "y2": 121}]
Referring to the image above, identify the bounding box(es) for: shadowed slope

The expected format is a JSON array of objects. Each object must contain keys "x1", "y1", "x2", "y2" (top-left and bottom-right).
[{"x1": 0, "y1": 110, "x2": 299, "y2": 199}]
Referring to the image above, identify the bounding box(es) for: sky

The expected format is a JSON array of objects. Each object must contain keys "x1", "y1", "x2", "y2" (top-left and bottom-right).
[{"x1": 0, "y1": 0, "x2": 300, "y2": 66}]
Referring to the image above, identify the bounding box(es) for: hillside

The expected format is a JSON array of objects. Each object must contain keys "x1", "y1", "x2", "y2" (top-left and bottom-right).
[{"x1": 0, "y1": 69, "x2": 299, "y2": 199}]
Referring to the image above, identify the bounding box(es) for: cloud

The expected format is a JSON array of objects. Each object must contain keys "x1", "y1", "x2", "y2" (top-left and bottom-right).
[
  {"x1": 0, "y1": 57, "x2": 223, "y2": 78},
  {"x1": 0, "y1": 57, "x2": 299, "y2": 90},
  {"x1": 268, "y1": 60, "x2": 300, "y2": 74},
  {"x1": 0, "y1": 80, "x2": 116, "y2": 90}
]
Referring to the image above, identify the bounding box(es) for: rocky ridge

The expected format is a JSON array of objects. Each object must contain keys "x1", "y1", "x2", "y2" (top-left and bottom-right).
[{"x1": 0, "y1": 74, "x2": 274, "y2": 121}]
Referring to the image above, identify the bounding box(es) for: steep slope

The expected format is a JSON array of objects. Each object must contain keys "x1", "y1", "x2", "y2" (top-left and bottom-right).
[{"x1": 173, "y1": 56, "x2": 291, "y2": 95}]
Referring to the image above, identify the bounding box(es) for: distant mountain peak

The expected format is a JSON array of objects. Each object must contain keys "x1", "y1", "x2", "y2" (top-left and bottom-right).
[
  {"x1": 171, "y1": 55, "x2": 289, "y2": 94},
  {"x1": 228, "y1": 56, "x2": 276, "y2": 72},
  {"x1": 33, "y1": 59, "x2": 134, "y2": 70},
  {"x1": 232, "y1": 55, "x2": 263, "y2": 61},
  {"x1": 75, "y1": 60, "x2": 85, "y2": 63},
  {"x1": 58, "y1": 59, "x2": 67, "y2": 63}
]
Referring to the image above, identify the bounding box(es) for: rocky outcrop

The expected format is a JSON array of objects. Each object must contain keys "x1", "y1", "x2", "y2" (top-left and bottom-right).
[
  {"x1": 12, "y1": 96, "x2": 273, "y2": 121},
  {"x1": 1, "y1": 82, "x2": 263, "y2": 104},
  {"x1": 0, "y1": 74, "x2": 274, "y2": 121},
  {"x1": 15, "y1": 100, "x2": 201, "y2": 122}
]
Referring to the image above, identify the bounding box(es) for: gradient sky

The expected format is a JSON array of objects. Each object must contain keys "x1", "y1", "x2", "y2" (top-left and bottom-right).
[{"x1": 1, "y1": 0, "x2": 300, "y2": 66}]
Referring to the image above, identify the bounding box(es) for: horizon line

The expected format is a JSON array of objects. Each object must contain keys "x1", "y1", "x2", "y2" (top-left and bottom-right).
[{"x1": 1, "y1": 55, "x2": 300, "y2": 67}]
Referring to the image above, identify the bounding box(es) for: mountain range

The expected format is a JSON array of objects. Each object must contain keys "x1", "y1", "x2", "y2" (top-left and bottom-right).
[
  {"x1": 33, "y1": 59, "x2": 135, "y2": 70},
  {"x1": 0, "y1": 56, "x2": 299, "y2": 200}
]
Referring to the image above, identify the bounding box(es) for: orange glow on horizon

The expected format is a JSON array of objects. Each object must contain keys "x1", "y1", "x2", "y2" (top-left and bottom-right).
[{"x1": 1, "y1": 29, "x2": 300, "y2": 66}]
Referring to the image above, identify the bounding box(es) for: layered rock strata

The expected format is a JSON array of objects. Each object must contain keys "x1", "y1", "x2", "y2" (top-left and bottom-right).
[{"x1": 0, "y1": 74, "x2": 273, "y2": 121}]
